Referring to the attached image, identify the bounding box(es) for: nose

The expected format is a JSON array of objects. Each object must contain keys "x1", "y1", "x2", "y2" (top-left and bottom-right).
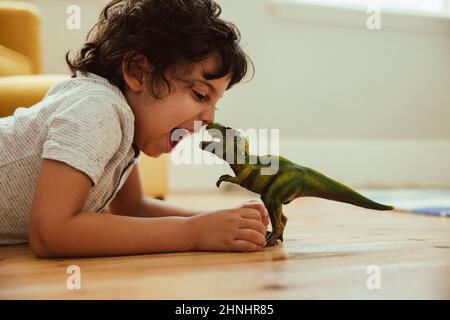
[{"x1": 199, "y1": 108, "x2": 215, "y2": 128}]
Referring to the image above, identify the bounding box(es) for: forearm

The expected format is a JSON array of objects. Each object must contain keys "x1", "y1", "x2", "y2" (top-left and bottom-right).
[
  {"x1": 38, "y1": 212, "x2": 197, "y2": 257},
  {"x1": 118, "y1": 196, "x2": 204, "y2": 218}
]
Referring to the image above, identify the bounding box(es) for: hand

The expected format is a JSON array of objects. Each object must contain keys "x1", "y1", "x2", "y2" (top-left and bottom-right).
[
  {"x1": 189, "y1": 199, "x2": 269, "y2": 252},
  {"x1": 239, "y1": 198, "x2": 270, "y2": 228}
]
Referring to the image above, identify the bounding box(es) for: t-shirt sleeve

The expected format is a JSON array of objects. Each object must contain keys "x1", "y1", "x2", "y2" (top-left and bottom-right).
[{"x1": 42, "y1": 95, "x2": 123, "y2": 186}]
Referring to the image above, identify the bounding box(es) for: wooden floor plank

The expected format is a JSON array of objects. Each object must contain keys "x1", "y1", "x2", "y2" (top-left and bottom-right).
[{"x1": 1, "y1": 190, "x2": 449, "y2": 299}]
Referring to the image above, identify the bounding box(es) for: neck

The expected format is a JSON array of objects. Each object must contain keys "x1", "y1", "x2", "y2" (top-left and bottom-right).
[{"x1": 230, "y1": 163, "x2": 246, "y2": 175}]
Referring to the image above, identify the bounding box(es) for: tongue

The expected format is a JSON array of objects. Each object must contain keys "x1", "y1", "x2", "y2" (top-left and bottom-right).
[{"x1": 170, "y1": 128, "x2": 189, "y2": 147}]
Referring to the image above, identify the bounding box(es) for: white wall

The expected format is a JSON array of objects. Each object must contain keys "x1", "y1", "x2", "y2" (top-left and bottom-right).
[
  {"x1": 173, "y1": 0, "x2": 450, "y2": 190},
  {"x1": 13, "y1": 0, "x2": 450, "y2": 190},
  {"x1": 12, "y1": 0, "x2": 107, "y2": 74},
  {"x1": 216, "y1": 0, "x2": 450, "y2": 141}
]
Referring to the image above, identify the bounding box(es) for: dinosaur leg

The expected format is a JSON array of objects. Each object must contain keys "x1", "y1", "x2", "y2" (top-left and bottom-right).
[
  {"x1": 265, "y1": 205, "x2": 277, "y2": 239},
  {"x1": 216, "y1": 174, "x2": 240, "y2": 188},
  {"x1": 268, "y1": 213, "x2": 288, "y2": 242},
  {"x1": 279, "y1": 213, "x2": 288, "y2": 242},
  {"x1": 262, "y1": 198, "x2": 284, "y2": 246},
  {"x1": 262, "y1": 178, "x2": 298, "y2": 245}
]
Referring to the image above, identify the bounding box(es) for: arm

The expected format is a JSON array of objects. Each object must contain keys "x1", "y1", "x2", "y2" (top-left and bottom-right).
[
  {"x1": 29, "y1": 159, "x2": 196, "y2": 258},
  {"x1": 132, "y1": 196, "x2": 204, "y2": 218},
  {"x1": 29, "y1": 160, "x2": 269, "y2": 258},
  {"x1": 109, "y1": 164, "x2": 202, "y2": 218}
]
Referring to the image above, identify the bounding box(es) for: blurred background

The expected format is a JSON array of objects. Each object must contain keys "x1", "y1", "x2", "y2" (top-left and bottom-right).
[{"x1": 2, "y1": 0, "x2": 449, "y2": 193}]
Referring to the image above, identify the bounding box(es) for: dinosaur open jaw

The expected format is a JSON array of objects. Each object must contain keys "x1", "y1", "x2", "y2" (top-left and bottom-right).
[
  {"x1": 200, "y1": 129, "x2": 223, "y2": 150},
  {"x1": 199, "y1": 123, "x2": 225, "y2": 151}
]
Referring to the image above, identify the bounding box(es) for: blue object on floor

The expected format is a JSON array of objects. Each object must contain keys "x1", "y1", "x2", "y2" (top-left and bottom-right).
[
  {"x1": 410, "y1": 207, "x2": 450, "y2": 217},
  {"x1": 362, "y1": 189, "x2": 450, "y2": 218}
]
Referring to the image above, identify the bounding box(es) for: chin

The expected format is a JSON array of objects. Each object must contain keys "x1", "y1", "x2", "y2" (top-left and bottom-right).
[
  {"x1": 139, "y1": 143, "x2": 161, "y2": 158},
  {"x1": 144, "y1": 148, "x2": 164, "y2": 158},
  {"x1": 140, "y1": 137, "x2": 172, "y2": 157}
]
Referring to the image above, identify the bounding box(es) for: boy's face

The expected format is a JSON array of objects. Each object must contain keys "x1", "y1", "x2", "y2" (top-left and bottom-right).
[{"x1": 124, "y1": 55, "x2": 230, "y2": 157}]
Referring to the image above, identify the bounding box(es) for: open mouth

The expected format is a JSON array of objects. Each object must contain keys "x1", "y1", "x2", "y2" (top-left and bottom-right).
[{"x1": 170, "y1": 127, "x2": 190, "y2": 149}]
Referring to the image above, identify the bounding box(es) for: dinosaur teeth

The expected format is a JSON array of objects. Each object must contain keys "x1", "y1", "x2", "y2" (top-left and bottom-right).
[{"x1": 204, "y1": 131, "x2": 222, "y2": 142}]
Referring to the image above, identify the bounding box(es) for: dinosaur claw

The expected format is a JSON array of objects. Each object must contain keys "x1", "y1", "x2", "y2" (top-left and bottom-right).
[
  {"x1": 217, "y1": 175, "x2": 231, "y2": 188},
  {"x1": 265, "y1": 231, "x2": 283, "y2": 246},
  {"x1": 265, "y1": 232, "x2": 277, "y2": 247}
]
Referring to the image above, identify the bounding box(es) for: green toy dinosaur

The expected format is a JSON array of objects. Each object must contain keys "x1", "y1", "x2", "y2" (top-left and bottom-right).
[{"x1": 200, "y1": 123, "x2": 394, "y2": 247}]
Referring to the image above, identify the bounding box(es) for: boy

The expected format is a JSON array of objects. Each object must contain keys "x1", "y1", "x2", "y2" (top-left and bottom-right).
[{"x1": 0, "y1": 0, "x2": 268, "y2": 257}]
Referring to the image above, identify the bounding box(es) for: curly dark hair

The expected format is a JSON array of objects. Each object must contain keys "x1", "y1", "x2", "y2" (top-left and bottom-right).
[{"x1": 66, "y1": 0, "x2": 253, "y2": 98}]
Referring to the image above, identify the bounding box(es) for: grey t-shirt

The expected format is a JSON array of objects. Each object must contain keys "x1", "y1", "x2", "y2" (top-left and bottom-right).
[{"x1": 0, "y1": 71, "x2": 140, "y2": 244}]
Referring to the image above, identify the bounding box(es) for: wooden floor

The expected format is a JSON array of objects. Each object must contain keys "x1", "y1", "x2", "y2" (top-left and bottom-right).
[{"x1": 1, "y1": 190, "x2": 449, "y2": 299}]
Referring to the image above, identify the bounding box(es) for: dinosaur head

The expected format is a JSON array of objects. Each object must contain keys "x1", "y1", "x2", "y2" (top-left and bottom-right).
[{"x1": 200, "y1": 123, "x2": 249, "y2": 164}]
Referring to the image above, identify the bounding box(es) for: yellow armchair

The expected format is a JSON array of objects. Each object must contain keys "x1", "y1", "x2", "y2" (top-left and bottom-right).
[
  {"x1": 0, "y1": 1, "x2": 68, "y2": 117},
  {"x1": 0, "y1": 1, "x2": 41, "y2": 75},
  {"x1": 0, "y1": 1, "x2": 169, "y2": 199}
]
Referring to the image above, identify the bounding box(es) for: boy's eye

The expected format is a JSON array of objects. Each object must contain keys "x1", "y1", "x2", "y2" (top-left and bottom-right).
[{"x1": 193, "y1": 90, "x2": 208, "y2": 102}]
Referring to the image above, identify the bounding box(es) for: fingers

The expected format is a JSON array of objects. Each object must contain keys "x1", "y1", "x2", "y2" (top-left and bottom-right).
[
  {"x1": 239, "y1": 208, "x2": 262, "y2": 221},
  {"x1": 230, "y1": 240, "x2": 263, "y2": 252},
  {"x1": 239, "y1": 218, "x2": 267, "y2": 236},
  {"x1": 234, "y1": 229, "x2": 266, "y2": 247},
  {"x1": 241, "y1": 199, "x2": 270, "y2": 227}
]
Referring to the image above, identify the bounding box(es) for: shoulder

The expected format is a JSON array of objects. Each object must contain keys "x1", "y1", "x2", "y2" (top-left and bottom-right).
[{"x1": 47, "y1": 72, "x2": 135, "y2": 137}]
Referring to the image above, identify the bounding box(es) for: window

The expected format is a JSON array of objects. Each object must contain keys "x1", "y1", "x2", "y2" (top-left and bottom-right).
[{"x1": 291, "y1": 0, "x2": 450, "y2": 16}]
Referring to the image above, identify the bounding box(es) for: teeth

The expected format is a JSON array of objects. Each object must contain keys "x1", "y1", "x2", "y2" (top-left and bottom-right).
[{"x1": 171, "y1": 128, "x2": 190, "y2": 137}]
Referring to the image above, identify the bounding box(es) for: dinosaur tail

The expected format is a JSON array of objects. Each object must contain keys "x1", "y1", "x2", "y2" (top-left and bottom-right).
[{"x1": 301, "y1": 167, "x2": 393, "y2": 211}]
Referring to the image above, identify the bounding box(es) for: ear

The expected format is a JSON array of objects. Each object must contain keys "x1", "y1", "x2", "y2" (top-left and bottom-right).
[{"x1": 121, "y1": 55, "x2": 152, "y2": 93}]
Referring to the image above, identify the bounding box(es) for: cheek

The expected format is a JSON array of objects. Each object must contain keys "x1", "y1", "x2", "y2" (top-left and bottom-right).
[
  {"x1": 138, "y1": 91, "x2": 202, "y2": 140},
  {"x1": 164, "y1": 93, "x2": 202, "y2": 123}
]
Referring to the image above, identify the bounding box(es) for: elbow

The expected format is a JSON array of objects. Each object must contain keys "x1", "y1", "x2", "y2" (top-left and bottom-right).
[
  {"x1": 29, "y1": 231, "x2": 50, "y2": 258},
  {"x1": 28, "y1": 220, "x2": 60, "y2": 258}
]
